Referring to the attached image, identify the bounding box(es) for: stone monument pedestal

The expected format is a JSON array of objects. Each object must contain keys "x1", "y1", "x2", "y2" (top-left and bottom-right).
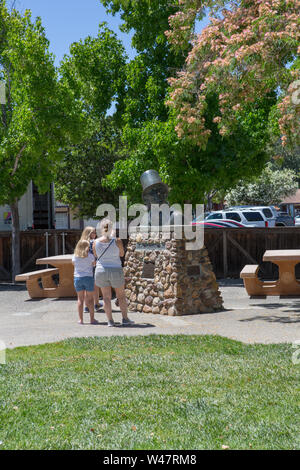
[{"x1": 124, "y1": 228, "x2": 223, "y2": 315}]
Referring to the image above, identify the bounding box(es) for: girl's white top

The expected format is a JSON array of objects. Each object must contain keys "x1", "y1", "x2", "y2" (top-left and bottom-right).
[
  {"x1": 72, "y1": 252, "x2": 95, "y2": 277},
  {"x1": 95, "y1": 238, "x2": 122, "y2": 272}
]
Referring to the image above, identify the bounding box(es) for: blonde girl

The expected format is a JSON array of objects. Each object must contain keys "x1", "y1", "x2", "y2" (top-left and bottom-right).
[
  {"x1": 93, "y1": 218, "x2": 134, "y2": 327},
  {"x1": 72, "y1": 239, "x2": 97, "y2": 324},
  {"x1": 80, "y1": 226, "x2": 102, "y2": 312}
]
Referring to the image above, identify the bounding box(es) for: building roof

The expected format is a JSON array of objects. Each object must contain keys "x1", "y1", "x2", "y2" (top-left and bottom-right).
[{"x1": 281, "y1": 189, "x2": 300, "y2": 204}]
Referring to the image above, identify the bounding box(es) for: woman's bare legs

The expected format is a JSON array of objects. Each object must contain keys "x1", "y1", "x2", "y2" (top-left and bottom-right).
[
  {"x1": 115, "y1": 286, "x2": 129, "y2": 320},
  {"x1": 101, "y1": 286, "x2": 113, "y2": 322}
]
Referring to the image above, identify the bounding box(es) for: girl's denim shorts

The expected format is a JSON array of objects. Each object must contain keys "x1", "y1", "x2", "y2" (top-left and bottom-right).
[{"x1": 74, "y1": 276, "x2": 95, "y2": 292}]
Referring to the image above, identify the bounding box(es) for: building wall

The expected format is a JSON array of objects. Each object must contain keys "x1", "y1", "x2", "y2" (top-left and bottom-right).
[
  {"x1": 69, "y1": 209, "x2": 83, "y2": 230},
  {"x1": 0, "y1": 183, "x2": 33, "y2": 231}
]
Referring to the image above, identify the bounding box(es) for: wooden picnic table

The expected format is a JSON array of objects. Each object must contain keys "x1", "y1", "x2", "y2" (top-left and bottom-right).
[
  {"x1": 15, "y1": 254, "x2": 76, "y2": 298},
  {"x1": 35, "y1": 254, "x2": 76, "y2": 298},
  {"x1": 241, "y1": 249, "x2": 300, "y2": 296}
]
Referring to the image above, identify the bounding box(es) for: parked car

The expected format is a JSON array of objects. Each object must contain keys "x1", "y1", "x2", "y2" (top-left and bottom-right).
[
  {"x1": 191, "y1": 220, "x2": 247, "y2": 228},
  {"x1": 205, "y1": 209, "x2": 271, "y2": 227},
  {"x1": 227, "y1": 205, "x2": 277, "y2": 226},
  {"x1": 274, "y1": 211, "x2": 295, "y2": 226},
  {"x1": 227, "y1": 205, "x2": 295, "y2": 226},
  {"x1": 295, "y1": 216, "x2": 300, "y2": 227},
  {"x1": 192, "y1": 218, "x2": 246, "y2": 228}
]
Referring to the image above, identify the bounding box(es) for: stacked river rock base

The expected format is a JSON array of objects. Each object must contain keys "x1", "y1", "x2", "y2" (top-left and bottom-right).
[{"x1": 124, "y1": 229, "x2": 223, "y2": 315}]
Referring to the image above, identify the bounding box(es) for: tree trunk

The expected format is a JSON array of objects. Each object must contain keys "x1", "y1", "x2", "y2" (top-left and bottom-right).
[
  {"x1": 207, "y1": 194, "x2": 213, "y2": 212},
  {"x1": 10, "y1": 199, "x2": 21, "y2": 283}
]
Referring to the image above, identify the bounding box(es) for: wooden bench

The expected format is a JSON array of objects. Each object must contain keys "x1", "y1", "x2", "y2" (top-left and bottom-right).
[
  {"x1": 15, "y1": 268, "x2": 59, "y2": 299},
  {"x1": 240, "y1": 264, "x2": 264, "y2": 296},
  {"x1": 240, "y1": 264, "x2": 259, "y2": 279}
]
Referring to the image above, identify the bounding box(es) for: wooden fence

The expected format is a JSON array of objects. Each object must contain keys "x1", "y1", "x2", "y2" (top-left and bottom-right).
[
  {"x1": 1, "y1": 227, "x2": 300, "y2": 281},
  {"x1": 205, "y1": 227, "x2": 300, "y2": 279},
  {"x1": 0, "y1": 230, "x2": 81, "y2": 281}
]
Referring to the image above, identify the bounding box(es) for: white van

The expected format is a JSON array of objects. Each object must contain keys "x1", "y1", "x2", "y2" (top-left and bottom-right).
[{"x1": 205, "y1": 209, "x2": 274, "y2": 227}]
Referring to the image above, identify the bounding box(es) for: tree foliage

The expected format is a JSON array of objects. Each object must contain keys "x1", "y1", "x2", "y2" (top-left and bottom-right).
[
  {"x1": 99, "y1": 1, "x2": 187, "y2": 126},
  {"x1": 0, "y1": 2, "x2": 83, "y2": 204},
  {"x1": 59, "y1": 24, "x2": 127, "y2": 126},
  {"x1": 55, "y1": 118, "x2": 122, "y2": 218},
  {"x1": 225, "y1": 163, "x2": 298, "y2": 206},
  {"x1": 54, "y1": 24, "x2": 128, "y2": 216},
  {"x1": 0, "y1": 1, "x2": 84, "y2": 277},
  {"x1": 106, "y1": 91, "x2": 276, "y2": 204},
  {"x1": 100, "y1": 0, "x2": 277, "y2": 205},
  {"x1": 166, "y1": 0, "x2": 300, "y2": 148}
]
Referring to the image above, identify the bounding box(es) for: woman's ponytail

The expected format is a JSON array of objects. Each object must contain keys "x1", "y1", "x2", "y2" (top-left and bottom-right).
[{"x1": 98, "y1": 218, "x2": 113, "y2": 237}]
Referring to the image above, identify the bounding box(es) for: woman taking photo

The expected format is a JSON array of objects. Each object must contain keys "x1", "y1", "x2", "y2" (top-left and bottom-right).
[{"x1": 93, "y1": 218, "x2": 134, "y2": 327}]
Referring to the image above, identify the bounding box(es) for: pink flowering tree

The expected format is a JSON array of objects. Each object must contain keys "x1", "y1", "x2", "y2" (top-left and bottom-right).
[{"x1": 166, "y1": 0, "x2": 300, "y2": 148}]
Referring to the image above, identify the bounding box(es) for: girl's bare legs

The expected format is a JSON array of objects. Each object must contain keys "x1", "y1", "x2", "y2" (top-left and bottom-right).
[
  {"x1": 101, "y1": 286, "x2": 113, "y2": 322},
  {"x1": 85, "y1": 286, "x2": 101, "y2": 310},
  {"x1": 85, "y1": 291, "x2": 95, "y2": 323},
  {"x1": 115, "y1": 286, "x2": 129, "y2": 320},
  {"x1": 77, "y1": 290, "x2": 85, "y2": 324},
  {"x1": 83, "y1": 290, "x2": 89, "y2": 312}
]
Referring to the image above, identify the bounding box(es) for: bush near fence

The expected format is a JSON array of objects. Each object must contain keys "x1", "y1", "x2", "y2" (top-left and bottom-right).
[{"x1": 1, "y1": 228, "x2": 300, "y2": 281}]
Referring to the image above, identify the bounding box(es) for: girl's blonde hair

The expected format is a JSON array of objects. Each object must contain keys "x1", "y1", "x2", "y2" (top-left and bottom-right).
[
  {"x1": 97, "y1": 218, "x2": 114, "y2": 238},
  {"x1": 74, "y1": 239, "x2": 90, "y2": 258},
  {"x1": 80, "y1": 226, "x2": 96, "y2": 242}
]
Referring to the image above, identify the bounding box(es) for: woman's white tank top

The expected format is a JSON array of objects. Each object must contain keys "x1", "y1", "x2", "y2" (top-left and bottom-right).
[{"x1": 95, "y1": 238, "x2": 122, "y2": 272}]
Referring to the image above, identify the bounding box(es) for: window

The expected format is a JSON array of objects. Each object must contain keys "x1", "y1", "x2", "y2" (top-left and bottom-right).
[
  {"x1": 225, "y1": 212, "x2": 241, "y2": 222},
  {"x1": 243, "y1": 212, "x2": 264, "y2": 221},
  {"x1": 55, "y1": 212, "x2": 69, "y2": 229},
  {"x1": 206, "y1": 213, "x2": 223, "y2": 220},
  {"x1": 262, "y1": 209, "x2": 273, "y2": 218}
]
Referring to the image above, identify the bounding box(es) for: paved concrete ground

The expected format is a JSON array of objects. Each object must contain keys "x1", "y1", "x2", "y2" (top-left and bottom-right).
[{"x1": 1, "y1": 279, "x2": 300, "y2": 348}]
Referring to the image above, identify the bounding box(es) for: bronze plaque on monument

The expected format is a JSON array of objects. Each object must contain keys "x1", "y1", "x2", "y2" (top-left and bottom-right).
[
  {"x1": 187, "y1": 265, "x2": 201, "y2": 277},
  {"x1": 142, "y1": 262, "x2": 155, "y2": 279}
]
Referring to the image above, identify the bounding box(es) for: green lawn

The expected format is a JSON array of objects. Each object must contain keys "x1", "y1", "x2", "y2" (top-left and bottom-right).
[{"x1": 0, "y1": 335, "x2": 299, "y2": 450}]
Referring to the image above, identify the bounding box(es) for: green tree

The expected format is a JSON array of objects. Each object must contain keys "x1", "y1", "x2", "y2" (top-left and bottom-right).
[
  {"x1": 167, "y1": 0, "x2": 299, "y2": 148},
  {"x1": 269, "y1": 141, "x2": 300, "y2": 183},
  {"x1": 59, "y1": 23, "x2": 127, "y2": 126},
  {"x1": 100, "y1": 1, "x2": 277, "y2": 206},
  {"x1": 54, "y1": 24, "x2": 127, "y2": 217},
  {"x1": 0, "y1": 2, "x2": 84, "y2": 279},
  {"x1": 55, "y1": 118, "x2": 122, "y2": 218},
  {"x1": 105, "y1": 91, "x2": 276, "y2": 205},
  {"x1": 225, "y1": 163, "x2": 298, "y2": 206}
]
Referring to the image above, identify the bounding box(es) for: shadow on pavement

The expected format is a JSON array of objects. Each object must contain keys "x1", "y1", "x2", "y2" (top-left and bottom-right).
[
  {"x1": 251, "y1": 301, "x2": 300, "y2": 311},
  {"x1": 84, "y1": 321, "x2": 155, "y2": 329},
  {"x1": 113, "y1": 322, "x2": 155, "y2": 329},
  {"x1": 239, "y1": 314, "x2": 300, "y2": 324},
  {"x1": 218, "y1": 279, "x2": 244, "y2": 287},
  {"x1": 0, "y1": 283, "x2": 27, "y2": 292}
]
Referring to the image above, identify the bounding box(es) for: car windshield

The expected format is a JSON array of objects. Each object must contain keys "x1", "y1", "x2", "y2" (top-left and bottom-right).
[{"x1": 243, "y1": 211, "x2": 264, "y2": 221}]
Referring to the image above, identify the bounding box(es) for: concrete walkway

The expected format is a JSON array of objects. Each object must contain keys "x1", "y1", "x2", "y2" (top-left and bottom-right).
[{"x1": 1, "y1": 280, "x2": 300, "y2": 348}]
